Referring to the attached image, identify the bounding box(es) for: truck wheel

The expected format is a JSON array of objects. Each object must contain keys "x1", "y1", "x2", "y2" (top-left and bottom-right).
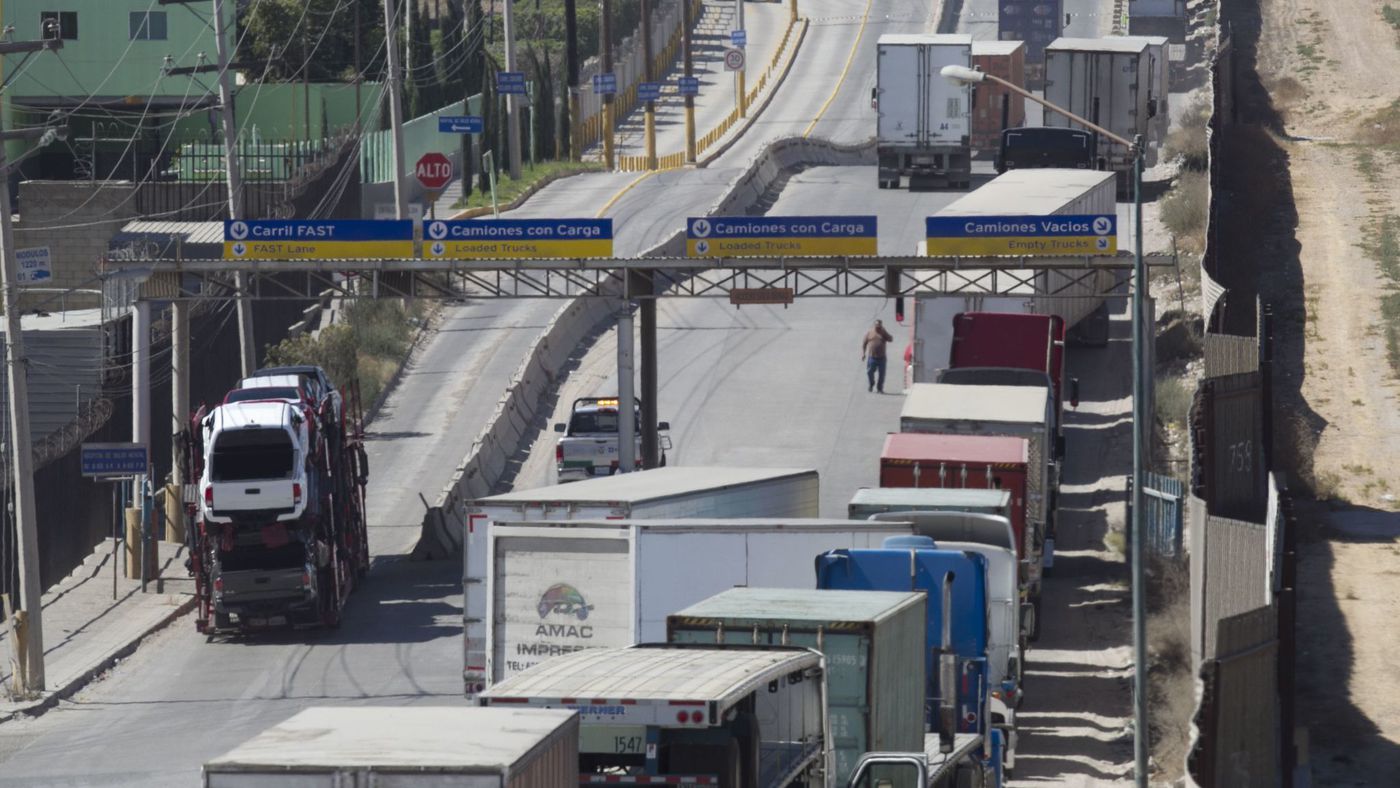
[
  {"x1": 720, "y1": 740, "x2": 742, "y2": 788},
  {"x1": 1028, "y1": 595, "x2": 1043, "y2": 643},
  {"x1": 731, "y1": 713, "x2": 761, "y2": 788}
]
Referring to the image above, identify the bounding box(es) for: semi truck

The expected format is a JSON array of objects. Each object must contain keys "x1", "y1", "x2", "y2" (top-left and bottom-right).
[
  {"x1": 1118, "y1": 35, "x2": 1171, "y2": 147},
  {"x1": 1043, "y1": 37, "x2": 1158, "y2": 174},
  {"x1": 970, "y1": 41, "x2": 1026, "y2": 157},
  {"x1": 668, "y1": 588, "x2": 927, "y2": 785},
  {"x1": 479, "y1": 644, "x2": 832, "y2": 788},
  {"x1": 188, "y1": 376, "x2": 369, "y2": 634},
  {"x1": 482, "y1": 518, "x2": 911, "y2": 691},
  {"x1": 461, "y1": 467, "x2": 820, "y2": 694},
  {"x1": 201, "y1": 706, "x2": 578, "y2": 787},
  {"x1": 816, "y1": 537, "x2": 1010, "y2": 777},
  {"x1": 906, "y1": 168, "x2": 1118, "y2": 385},
  {"x1": 943, "y1": 311, "x2": 1080, "y2": 452},
  {"x1": 875, "y1": 34, "x2": 973, "y2": 190}
]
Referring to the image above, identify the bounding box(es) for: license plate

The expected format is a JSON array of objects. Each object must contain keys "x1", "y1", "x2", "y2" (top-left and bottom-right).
[{"x1": 579, "y1": 725, "x2": 647, "y2": 754}]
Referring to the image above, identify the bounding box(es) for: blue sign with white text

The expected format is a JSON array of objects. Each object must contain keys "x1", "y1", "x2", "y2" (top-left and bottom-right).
[
  {"x1": 638, "y1": 82, "x2": 662, "y2": 102},
  {"x1": 439, "y1": 115, "x2": 484, "y2": 134},
  {"x1": 224, "y1": 220, "x2": 415, "y2": 259},
  {"x1": 497, "y1": 71, "x2": 527, "y2": 94},
  {"x1": 924, "y1": 214, "x2": 1118, "y2": 256},
  {"x1": 687, "y1": 216, "x2": 878, "y2": 257},
  {"x1": 731, "y1": 29, "x2": 747, "y2": 47},
  {"x1": 678, "y1": 76, "x2": 700, "y2": 96},
  {"x1": 592, "y1": 73, "x2": 618, "y2": 94},
  {"x1": 81, "y1": 443, "x2": 148, "y2": 477},
  {"x1": 424, "y1": 218, "x2": 614, "y2": 259}
]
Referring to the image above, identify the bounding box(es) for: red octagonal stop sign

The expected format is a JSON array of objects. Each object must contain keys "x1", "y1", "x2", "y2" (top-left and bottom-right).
[{"x1": 415, "y1": 152, "x2": 453, "y2": 190}]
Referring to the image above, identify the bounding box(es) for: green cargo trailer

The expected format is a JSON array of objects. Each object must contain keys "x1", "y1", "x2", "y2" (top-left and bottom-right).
[{"x1": 667, "y1": 588, "x2": 926, "y2": 785}]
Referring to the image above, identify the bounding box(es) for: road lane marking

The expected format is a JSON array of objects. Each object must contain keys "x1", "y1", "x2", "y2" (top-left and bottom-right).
[
  {"x1": 802, "y1": 0, "x2": 876, "y2": 138},
  {"x1": 595, "y1": 169, "x2": 671, "y2": 217}
]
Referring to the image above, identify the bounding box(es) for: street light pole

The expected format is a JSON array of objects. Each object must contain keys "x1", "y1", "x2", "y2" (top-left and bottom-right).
[{"x1": 939, "y1": 64, "x2": 1151, "y2": 788}]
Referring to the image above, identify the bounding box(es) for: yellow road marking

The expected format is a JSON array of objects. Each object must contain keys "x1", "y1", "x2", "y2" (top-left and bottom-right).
[
  {"x1": 802, "y1": 0, "x2": 876, "y2": 138},
  {"x1": 595, "y1": 168, "x2": 672, "y2": 218}
]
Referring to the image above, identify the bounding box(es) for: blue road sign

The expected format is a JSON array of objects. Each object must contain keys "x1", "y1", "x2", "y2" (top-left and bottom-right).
[
  {"x1": 224, "y1": 220, "x2": 415, "y2": 260},
  {"x1": 497, "y1": 71, "x2": 527, "y2": 95},
  {"x1": 731, "y1": 29, "x2": 747, "y2": 47},
  {"x1": 592, "y1": 72, "x2": 618, "y2": 95},
  {"x1": 924, "y1": 214, "x2": 1118, "y2": 256},
  {"x1": 686, "y1": 216, "x2": 878, "y2": 257},
  {"x1": 439, "y1": 115, "x2": 484, "y2": 134},
  {"x1": 424, "y1": 218, "x2": 614, "y2": 259},
  {"x1": 81, "y1": 443, "x2": 148, "y2": 477},
  {"x1": 678, "y1": 76, "x2": 700, "y2": 96},
  {"x1": 638, "y1": 82, "x2": 663, "y2": 102}
]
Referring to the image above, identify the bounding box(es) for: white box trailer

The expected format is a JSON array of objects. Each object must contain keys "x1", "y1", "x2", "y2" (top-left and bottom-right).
[
  {"x1": 1044, "y1": 37, "x2": 1156, "y2": 171},
  {"x1": 202, "y1": 707, "x2": 578, "y2": 788},
  {"x1": 484, "y1": 518, "x2": 912, "y2": 688},
  {"x1": 875, "y1": 34, "x2": 973, "y2": 190},
  {"x1": 1114, "y1": 35, "x2": 1171, "y2": 147},
  {"x1": 907, "y1": 169, "x2": 1118, "y2": 382},
  {"x1": 461, "y1": 467, "x2": 819, "y2": 695}
]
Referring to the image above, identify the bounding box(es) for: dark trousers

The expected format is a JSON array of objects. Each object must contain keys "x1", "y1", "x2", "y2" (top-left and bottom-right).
[{"x1": 866, "y1": 356, "x2": 887, "y2": 391}]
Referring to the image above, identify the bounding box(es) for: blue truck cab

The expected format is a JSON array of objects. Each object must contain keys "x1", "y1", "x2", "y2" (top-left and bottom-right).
[{"x1": 816, "y1": 535, "x2": 1012, "y2": 778}]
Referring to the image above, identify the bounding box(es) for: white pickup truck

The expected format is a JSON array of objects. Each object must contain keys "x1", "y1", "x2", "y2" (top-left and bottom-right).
[{"x1": 552, "y1": 397, "x2": 671, "y2": 481}]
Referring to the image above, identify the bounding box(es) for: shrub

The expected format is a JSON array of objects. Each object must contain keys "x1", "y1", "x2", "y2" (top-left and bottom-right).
[
  {"x1": 1160, "y1": 171, "x2": 1209, "y2": 243},
  {"x1": 1155, "y1": 375, "x2": 1194, "y2": 433}
]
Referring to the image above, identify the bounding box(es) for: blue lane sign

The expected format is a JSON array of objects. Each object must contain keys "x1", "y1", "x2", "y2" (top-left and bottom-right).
[
  {"x1": 678, "y1": 76, "x2": 700, "y2": 96},
  {"x1": 438, "y1": 115, "x2": 484, "y2": 134},
  {"x1": 924, "y1": 214, "x2": 1119, "y2": 256},
  {"x1": 638, "y1": 82, "x2": 663, "y2": 102},
  {"x1": 424, "y1": 218, "x2": 614, "y2": 259},
  {"x1": 497, "y1": 71, "x2": 526, "y2": 95},
  {"x1": 592, "y1": 72, "x2": 617, "y2": 95},
  {"x1": 687, "y1": 216, "x2": 878, "y2": 257},
  {"x1": 731, "y1": 29, "x2": 747, "y2": 47},
  {"x1": 224, "y1": 220, "x2": 415, "y2": 260},
  {"x1": 81, "y1": 443, "x2": 148, "y2": 477}
]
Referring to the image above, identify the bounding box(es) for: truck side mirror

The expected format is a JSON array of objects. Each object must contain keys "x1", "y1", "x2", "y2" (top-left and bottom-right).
[
  {"x1": 1069, "y1": 377, "x2": 1080, "y2": 408},
  {"x1": 553, "y1": 423, "x2": 565, "y2": 433},
  {"x1": 658, "y1": 421, "x2": 671, "y2": 431}
]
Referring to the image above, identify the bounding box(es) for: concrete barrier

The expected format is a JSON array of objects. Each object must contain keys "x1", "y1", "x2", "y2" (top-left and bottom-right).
[{"x1": 411, "y1": 135, "x2": 877, "y2": 559}]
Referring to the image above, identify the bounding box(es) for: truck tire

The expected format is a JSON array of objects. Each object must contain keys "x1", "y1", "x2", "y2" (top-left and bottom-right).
[
  {"x1": 1028, "y1": 594, "x2": 1043, "y2": 643},
  {"x1": 732, "y1": 713, "x2": 761, "y2": 788},
  {"x1": 721, "y1": 740, "x2": 742, "y2": 788}
]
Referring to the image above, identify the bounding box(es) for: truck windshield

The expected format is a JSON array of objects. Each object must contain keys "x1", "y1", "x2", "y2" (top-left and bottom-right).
[
  {"x1": 226, "y1": 387, "x2": 300, "y2": 404},
  {"x1": 569, "y1": 410, "x2": 640, "y2": 434},
  {"x1": 211, "y1": 428, "x2": 296, "y2": 481}
]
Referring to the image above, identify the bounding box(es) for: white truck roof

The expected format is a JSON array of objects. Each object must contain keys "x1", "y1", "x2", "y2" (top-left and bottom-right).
[
  {"x1": 203, "y1": 707, "x2": 575, "y2": 772},
  {"x1": 481, "y1": 646, "x2": 820, "y2": 704},
  {"x1": 878, "y1": 33, "x2": 972, "y2": 46},
  {"x1": 210, "y1": 400, "x2": 299, "y2": 431},
  {"x1": 935, "y1": 169, "x2": 1117, "y2": 215},
  {"x1": 1046, "y1": 36, "x2": 1149, "y2": 54},
  {"x1": 475, "y1": 466, "x2": 816, "y2": 505},
  {"x1": 236, "y1": 374, "x2": 301, "y2": 389},
  {"x1": 902, "y1": 383, "x2": 1049, "y2": 426},
  {"x1": 850, "y1": 487, "x2": 1012, "y2": 510},
  {"x1": 971, "y1": 40, "x2": 1024, "y2": 56},
  {"x1": 495, "y1": 517, "x2": 901, "y2": 533}
]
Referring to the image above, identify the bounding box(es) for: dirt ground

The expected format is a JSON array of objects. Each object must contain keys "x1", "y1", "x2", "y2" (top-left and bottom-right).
[{"x1": 1251, "y1": 0, "x2": 1400, "y2": 781}]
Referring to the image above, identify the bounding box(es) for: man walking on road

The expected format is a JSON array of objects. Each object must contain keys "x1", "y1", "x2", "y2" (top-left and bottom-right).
[{"x1": 861, "y1": 319, "x2": 895, "y2": 393}]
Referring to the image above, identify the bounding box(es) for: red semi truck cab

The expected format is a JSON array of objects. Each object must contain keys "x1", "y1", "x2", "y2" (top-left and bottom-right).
[
  {"x1": 944, "y1": 312, "x2": 1077, "y2": 455},
  {"x1": 879, "y1": 431, "x2": 1046, "y2": 638}
]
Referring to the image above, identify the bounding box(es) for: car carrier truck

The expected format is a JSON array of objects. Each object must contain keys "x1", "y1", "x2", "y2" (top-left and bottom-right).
[
  {"x1": 188, "y1": 376, "x2": 369, "y2": 634},
  {"x1": 461, "y1": 467, "x2": 820, "y2": 694}
]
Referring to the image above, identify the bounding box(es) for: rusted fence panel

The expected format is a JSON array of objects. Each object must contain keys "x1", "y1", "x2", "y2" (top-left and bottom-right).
[
  {"x1": 1190, "y1": 605, "x2": 1280, "y2": 787},
  {"x1": 1191, "y1": 371, "x2": 1267, "y2": 521}
]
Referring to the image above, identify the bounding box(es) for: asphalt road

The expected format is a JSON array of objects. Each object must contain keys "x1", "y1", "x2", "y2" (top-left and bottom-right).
[{"x1": 0, "y1": 0, "x2": 945, "y2": 783}]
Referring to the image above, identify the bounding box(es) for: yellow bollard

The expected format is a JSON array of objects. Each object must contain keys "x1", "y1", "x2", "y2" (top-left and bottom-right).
[{"x1": 163, "y1": 483, "x2": 186, "y2": 543}]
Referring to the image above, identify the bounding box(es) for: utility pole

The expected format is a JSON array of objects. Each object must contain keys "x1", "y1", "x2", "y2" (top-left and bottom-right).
[
  {"x1": 564, "y1": 0, "x2": 580, "y2": 161},
  {"x1": 617, "y1": 305, "x2": 635, "y2": 472},
  {"x1": 209, "y1": 0, "x2": 256, "y2": 377},
  {"x1": 735, "y1": 0, "x2": 747, "y2": 118},
  {"x1": 636, "y1": 273, "x2": 658, "y2": 469},
  {"x1": 600, "y1": 0, "x2": 615, "y2": 170},
  {"x1": 502, "y1": 0, "x2": 523, "y2": 179},
  {"x1": 383, "y1": 0, "x2": 408, "y2": 218},
  {"x1": 682, "y1": 0, "x2": 696, "y2": 163},
  {"x1": 0, "y1": 35, "x2": 63, "y2": 695},
  {"x1": 353, "y1": 0, "x2": 362, "y2": 126},
  {"x1": 641, "y1": 0, "x2": 656, "y2": 170}
]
